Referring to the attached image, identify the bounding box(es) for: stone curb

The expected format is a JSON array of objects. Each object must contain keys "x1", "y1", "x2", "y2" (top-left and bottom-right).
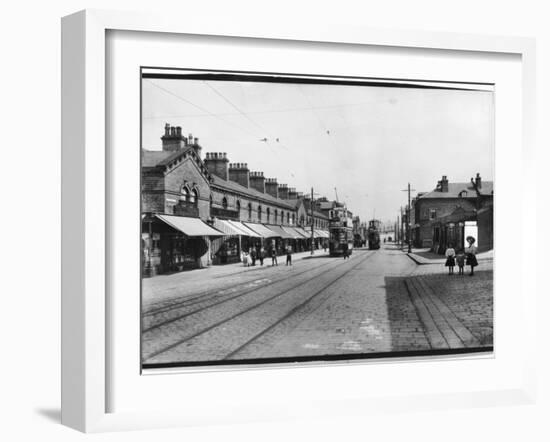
[{"x1": 406, "y1": 252, "x2": 494, "y2": 266}]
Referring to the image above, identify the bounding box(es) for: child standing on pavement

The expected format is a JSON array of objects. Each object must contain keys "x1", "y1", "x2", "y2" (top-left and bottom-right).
[
  {"x1": 271, "y1": 247, "x2": 278, "y2": 266},
  {"x1": 259, "y1": 246, "x2": 265, "y2": 266},
  {"x1": 445, "y1": 243, "x2": 456, "y2": 275},
  {"x1": 456, "y1": 253, "x2": 465, "y2": 275},
  {"x1": 285, "y1": 245, "x2": 292, "y2": 266}
]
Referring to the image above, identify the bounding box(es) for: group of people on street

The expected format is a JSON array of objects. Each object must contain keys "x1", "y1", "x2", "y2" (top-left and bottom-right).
[
  {"x1": 444, "y1": 236, "x2": 479, "y2": 276},
  {"x1": 241, "y1": 245, "x2": 294, "y2": 267}
]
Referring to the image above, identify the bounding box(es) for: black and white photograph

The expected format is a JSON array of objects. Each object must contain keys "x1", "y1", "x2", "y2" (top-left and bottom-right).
[{"x1": 140, "y1": 68, "x2": 494, "y2": 368}]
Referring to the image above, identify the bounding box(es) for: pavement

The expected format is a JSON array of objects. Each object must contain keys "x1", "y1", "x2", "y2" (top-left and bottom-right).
[
  {"x1": 142, "y1": 248, "x2": 330, "y2": 309},
  {"x1": 402, "y1": 245, "x2": 494, "y2": 265},
  {"x1": 141, "y1": 243, "x2": 493, "y2": 365}
]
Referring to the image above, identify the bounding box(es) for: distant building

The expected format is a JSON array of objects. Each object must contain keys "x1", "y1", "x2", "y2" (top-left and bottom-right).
[{"x1": 412, "y1": 174, "x2": 493, "y2": 252}]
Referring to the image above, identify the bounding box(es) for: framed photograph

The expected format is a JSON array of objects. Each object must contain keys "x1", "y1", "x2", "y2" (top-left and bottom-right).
[{"x1": 62, "y1": 9, "x2": 537, "y2": 432}]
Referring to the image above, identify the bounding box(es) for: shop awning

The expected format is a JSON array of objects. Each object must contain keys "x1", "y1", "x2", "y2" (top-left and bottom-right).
[
  {"x1": 155, "y1": 214, "x2": 223, "y2": 237},
  {"x1": 213, "y1": 219, "x2": 244, "y2": 236},
  {"x1": 265, "y1": 225, "x2": 295, "y2": 240},
  {"x1": 283, "y1": 226, "x2": 308, "y2": 239},
  {"x1": 295, "y1": 227, "x2": 313, "y2": 238},
  {"x1": 226, "y1": 220, "x2": 262, "y2": 237},
  {"x1": 317, "y1": 230, "x2": 330, "y2": 238},
  {"x1": 244, "y1": 222, "x2": 280, "y2": 238}
]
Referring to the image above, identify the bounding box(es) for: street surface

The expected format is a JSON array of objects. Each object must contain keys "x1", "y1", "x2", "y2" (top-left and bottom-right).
[{"x1": 142, "y1": 243, "x2": 493, "y2": 365}]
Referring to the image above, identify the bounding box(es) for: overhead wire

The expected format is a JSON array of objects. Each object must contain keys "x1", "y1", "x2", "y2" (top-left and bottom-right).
[{"x1": 145, "y1": 79, "x2": 264, "y2": 142}]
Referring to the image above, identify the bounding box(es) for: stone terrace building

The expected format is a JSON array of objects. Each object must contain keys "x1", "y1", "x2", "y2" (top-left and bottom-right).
[
  {"x1": 141, "y1": 124, "x2": 332, "y2": 275},
  {"x1": 412, "y1": 174, "x2": 494, "y2": 252}
]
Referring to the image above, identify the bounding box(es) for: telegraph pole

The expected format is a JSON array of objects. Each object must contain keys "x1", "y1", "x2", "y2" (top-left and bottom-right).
[
  {"x1": 401, "y1": 183, "x2": 416, "y2": 253},
  {"x1": 395, "y1": 212, "x2": 402, "y2": 249}
]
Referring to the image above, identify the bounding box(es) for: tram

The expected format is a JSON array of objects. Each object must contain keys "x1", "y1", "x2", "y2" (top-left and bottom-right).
[
  {"x1": 329, "y1": 206, "x2": 354, "y2": 256},
  {"x1": 367, "y1": 219, "x2": 381, "y2": 250}
]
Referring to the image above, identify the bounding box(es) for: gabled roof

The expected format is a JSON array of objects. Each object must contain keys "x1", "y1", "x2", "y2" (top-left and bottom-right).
[
  {"x1": 141, "y1": 147, "x2": 194, "y2": 168},
  {"x1": 211, "y1": 175, "x2": 295, "y2": 210},
  {"x1": 418, "y1": 181, "x2": 494, "y2": 199}
]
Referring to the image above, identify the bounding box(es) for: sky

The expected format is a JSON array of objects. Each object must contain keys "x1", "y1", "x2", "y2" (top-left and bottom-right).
[{"x1": 141, "y1": 75, "x2": 494, "y2": 224}]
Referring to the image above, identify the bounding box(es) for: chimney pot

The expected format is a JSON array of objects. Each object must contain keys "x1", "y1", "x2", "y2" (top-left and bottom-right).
[
  {"x1": 475, "y1": 173, "x2": 482, "y2": 189},
  {"x1": 204, "y1": 150, "x2": 229, "y2": 180}
]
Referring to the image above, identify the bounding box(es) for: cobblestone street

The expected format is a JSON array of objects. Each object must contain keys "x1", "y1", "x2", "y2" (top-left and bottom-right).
[{"x1": 142, "y1": 243, "x2": 493, "y2": 366}]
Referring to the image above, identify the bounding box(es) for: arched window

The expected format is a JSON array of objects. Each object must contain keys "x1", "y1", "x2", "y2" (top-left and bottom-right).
[
  {"x1": 300, "y1": 215, "x2": 305, "y2": 226},
  {"x1": 222, "y1": 196, "x2": 228, "y2": 210},
  {"x1": 190, "y1": 188, "x2": 198, "y2": 206},
  {"x1": 236, "y1": 200, "x2": 241, "y2": 214},
  {"x1": 266, "y1": 207, "x2": 271, "y2": 223},
  {"x1": 274, "y1": 210, "x2": 278, "y2": 224},
  {"x1": 248, "y1": 203, "x2": 252, "y2": 221},
  {"x1": 181, "y1": 186, "x2": 189, "y2": 202},
  {"x1": 292, "y1": 214, "x2": 295, "y2": 225},
  {"x1": 209, "y1": 194, "x2": 213, "y2": 207},
  {"x1": 258, "y1": 205, "x2": 262, "y2": 222},
  {"x1": 286, "y1": 212, "x2": 290, "y2": 224}
]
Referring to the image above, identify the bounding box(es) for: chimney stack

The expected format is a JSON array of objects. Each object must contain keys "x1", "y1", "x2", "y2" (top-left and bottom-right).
[
  {"x1": 187, "y1": 133, "x2": 202, "y2": 158},
  {"x1": 204, "y1": 152, "x2": 229, "y2": 180},
  {"x1": 278, "y1": 184, "x2": 289, "y2": 199},
  {"x1": 440, "y1": 175, "x2": 449, "y2": 192},
  {"x1": 229, "y1": 163, "x2": 250, "y2": 188},
  {"x1": 475, "y1": 173, "x2": 482, "y2": 189},
  {"x1": 288, "y1": 187, "x2": 298, "y2": 199},
  {"x1": 265, "y1": 178, "x2": 278, "y2": 198},
  {"x1": 249, "y1": 171, "x2": 266, "y2": 193},
  {"x1": 161, "y1": 123, "x2": 188, "y2": 152}
]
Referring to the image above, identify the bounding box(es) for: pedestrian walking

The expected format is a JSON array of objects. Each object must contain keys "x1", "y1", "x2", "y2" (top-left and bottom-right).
[
  {"x1": 342, "y1": 243, "x2": 349, "y2": 260},
  {"x1": 271, "y1": 247, "x2": 278, "y2": 266},
  {"x1": 259, "y1": 246, "x2": 265, "y2": 266},
  {"x1": 251, "y1": 246, "x2": 257, "y2": 266},
  {"x1": 285, "y1": 245, "x2": 292, "y2": 266},
  {"x1": 445, "y1": 243, "x2": 456, "y2": 275},
  {"x1": 465, "y1": 236, "x2": 478, "y2": 276},
  {"x1": 456, "y1": 253, "x2": 465, "y2": 275}
]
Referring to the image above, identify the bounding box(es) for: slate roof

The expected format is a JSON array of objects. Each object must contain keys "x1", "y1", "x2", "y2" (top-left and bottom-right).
[
  {"x1": 287, "y1": 198, "x2": 329, "y2": 219},
  {"x1": 418, "y1": 181, "x2": 494, "y2": 199},
  {"x1": 211, "y1": 175, "x2": 295, "y2": 210},
  {"x1": 141, "y1": 147, "x2": 193, "y2": 168}
]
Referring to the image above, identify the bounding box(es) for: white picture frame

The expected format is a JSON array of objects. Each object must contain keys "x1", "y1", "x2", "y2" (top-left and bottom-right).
[{"x1": 61, "y1": 9, "x2": 537, "y2": 433}]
